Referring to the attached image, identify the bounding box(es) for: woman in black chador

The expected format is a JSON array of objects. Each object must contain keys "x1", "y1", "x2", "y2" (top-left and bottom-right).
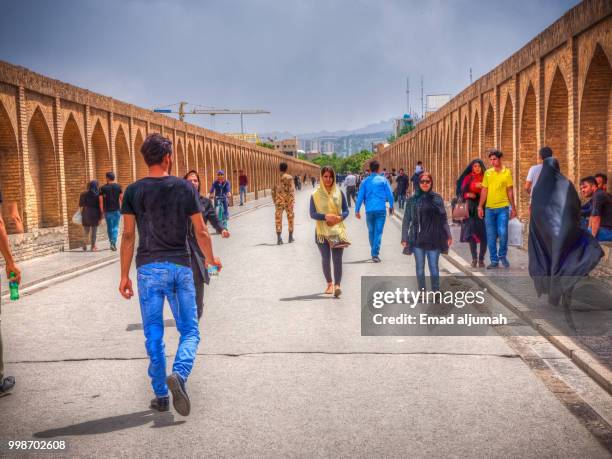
[
  {"x1": 456, "y1": 159, "x2": 487, "y2": 267},
  {"x1": 529, "y1": 157, "x2": 603, "y2": 306}
]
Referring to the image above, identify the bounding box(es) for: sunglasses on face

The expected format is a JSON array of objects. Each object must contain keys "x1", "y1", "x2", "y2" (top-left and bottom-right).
[{"x1": 420, "y1": 180, "x2": 431, "y2": 184}]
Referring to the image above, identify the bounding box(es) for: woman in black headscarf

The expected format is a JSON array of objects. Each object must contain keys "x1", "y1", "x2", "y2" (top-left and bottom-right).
[
  {"x1": 402, "y1": 172, "x2": 452, "y2": 291},
  {"x1": 184, "y1": 170, "x2": 230, "y2": 320},
  {"x1": 529, "y1": 157, "x2": 603, "y2": 306},
  {"x1": 79, "y1": 180, "x2": 102, "y2": 251},
  {"x1": 456, "y1": 159, "x2": 487, "y2": 267}
]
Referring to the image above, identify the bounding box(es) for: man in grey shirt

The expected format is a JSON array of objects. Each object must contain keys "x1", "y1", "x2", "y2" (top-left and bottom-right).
[{"x1": 344, "y1": 172, "x2": 357, "y2": 207}]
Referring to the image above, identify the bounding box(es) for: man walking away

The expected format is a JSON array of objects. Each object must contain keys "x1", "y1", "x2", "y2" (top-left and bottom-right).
[
  {"x1": 0, "y1": 189, "x2": 20, "y2": 396},
  {"x1": 238, "y1": 169, "x2": 248, "y2": 206},
  {"x1": 119, "y1": 133, "x2": 222, "y2": 416},
  {"x1": 478, "y1": 150, "x2": 517, "y2": 269},
  {"x1": 396, "y1": 168, "x2": 409, "y2": 209},
  {"x1": 344, "y1": 171, "x2": 357, "y2": 207},
  {"x1": 411, "y1": 161, "x2": 424, "y2": 193},
  {"x1": 100, "y1": 172, "x2": 123, "y2": 251},
  {"x1": 272, "y1": 162, "x2": 295, "y2": 245},
  {"x1": 580, "y1": 176, "x2": 612, "y2": 242},
  {"x1": 525, "y1": 147, "x2": 553, "y2": 206},
  {"x1": 355, "y1": 160, "x2": 395, "y2": 262}
]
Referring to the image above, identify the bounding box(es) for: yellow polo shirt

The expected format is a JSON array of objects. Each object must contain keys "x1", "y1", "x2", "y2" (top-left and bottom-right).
[{"x1": 482, "y1": 167, "x2": 513, "y2": 209}]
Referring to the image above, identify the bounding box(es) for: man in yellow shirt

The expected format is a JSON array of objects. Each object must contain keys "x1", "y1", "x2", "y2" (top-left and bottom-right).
[{"x1": 477, "y1": 150, "x2": 517, "y2": 269}]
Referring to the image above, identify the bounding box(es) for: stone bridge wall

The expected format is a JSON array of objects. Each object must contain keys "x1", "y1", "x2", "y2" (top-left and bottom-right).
[{"x1": 0, "y1": 61, "x2": 319, "y2": 260}]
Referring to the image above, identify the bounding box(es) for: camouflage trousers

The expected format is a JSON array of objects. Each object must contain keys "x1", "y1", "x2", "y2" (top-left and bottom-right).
[{"x1": 275, "y1": 204, "x2": 294, "y2": 233}]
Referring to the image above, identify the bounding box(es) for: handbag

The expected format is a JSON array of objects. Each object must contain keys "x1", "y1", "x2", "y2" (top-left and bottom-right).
[
  {"x1": 452, "y1": 198, "x2": 469, "y2": 221},
  {"x1": 71, "y1": 209, "x2": 82, "y2": 225}
]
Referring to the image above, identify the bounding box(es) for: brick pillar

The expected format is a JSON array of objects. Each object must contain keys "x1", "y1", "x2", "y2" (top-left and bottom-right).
[
  {"x1": 568, "y1": 36, "x2": 579, "y2": 184},
  {"x1": 16, "y1": 86, "x2": 34, "y2": 232},
  {"x1": 537, "y1": 58, "x2": 545, "y2": 153},
  {"x1": 54, "y1": 97, "x2": 69, "y2": 249},
  {"x1": 494, "y1": 85, "x2": 500, "y2": 149},
  {"x1": 513, "y1": 75, "x2": 520, "y2": 197},
  {"x1": 478, "y1": 94, "x2": 483, "y2": 158},
  {"x1": 129, "y1": 117, "x2": 137, "y2": 181},
  {"x1": 85, "y1": 105, "x2": 94, "y2": 181},
  {"x1": 109, "y1": 112, "x2": 117, "y2": 175}
]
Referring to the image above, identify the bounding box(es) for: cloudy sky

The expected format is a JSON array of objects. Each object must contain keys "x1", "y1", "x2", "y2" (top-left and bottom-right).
[{"x1": 1, "y1": 0, "x2": 578, "y2": 134}]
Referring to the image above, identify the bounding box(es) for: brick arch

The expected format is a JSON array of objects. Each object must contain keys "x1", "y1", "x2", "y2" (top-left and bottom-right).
[
  {"x1": 471, "y1": 110, "x2": 480, "y2": 159},
  {"x1": 545, "y1": 67, "x2": 569, "y2": 176},
  {"x1": 115, "y1": 125, "x2": 133, "y2": 186},
  {"x1": 579, "y1": 44, "x2": 611, "y2": 179},
  {"x1": 92, "y1": 120, "x2": 112, "y2": 184},
  {"x1": 196, "y1": 143, "x2": 204, "y2": 178},
  {"x1": 27, "y1": 107, "x2": 61, "y2": 228},
  {"x1": 484, "y1": 103, "x2": 495, "y2": 152},
  {"x1": 175, "y1": 140, "x2": 186, "y2": 177},
  {"x1": 187, "y1": 142, "x2": 196, "y2": 172},
  {"x1": 519, "y1": 84, "x2": 537, "y2": 217},
  {"x1": 500, "y1": 96, "x2": 514, "y2": 173},
  {"x1": 134, "y1": 129, "x2": 147, "y2": 179},
  {"x1": 461, "y1": 117, "x2": 469, "y2": 168},
  {"x1": 63, "y1": 114, "x2": 88, "y2": 248},
  {"x1": 204, "y1": 143, "x2": 212, "y2": 191},
  {"x1": 0, "y1": 100, "x2": 22, "y2": 234}
]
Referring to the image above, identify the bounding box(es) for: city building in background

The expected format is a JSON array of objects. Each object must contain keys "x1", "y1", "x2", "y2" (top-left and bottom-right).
[
  {"x1": 424, "y1": 94, "x2": 452, "y2": 117},
  {"x1": 274, "y1": 137, "x2": 299, "y2": 157},
  {"x1": 227, "y1": 133, "x2": 260, "y2": 144}
]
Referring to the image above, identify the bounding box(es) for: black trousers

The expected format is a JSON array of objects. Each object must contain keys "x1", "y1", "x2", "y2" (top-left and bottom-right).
[
  {"x1": 317, "y1": 239, "x2": 344, "y2": 284},
  {"x1": 191, "y1": 258, "x2": 205, "y2": 320},
  {"x1": 469, "y1": 239, "x2": 487, "y2": 261},
  {"x1": 346, "y1": 186, "x2": 356, "y2": 207}
]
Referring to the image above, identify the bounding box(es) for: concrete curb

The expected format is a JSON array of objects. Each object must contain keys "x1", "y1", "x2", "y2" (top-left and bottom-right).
[
  {"x1": 390, "y1": 210, "x2": 612, "y2": 394},
  {"x1": 443, "y1": 247, "x2": 612, "y2": 395}
]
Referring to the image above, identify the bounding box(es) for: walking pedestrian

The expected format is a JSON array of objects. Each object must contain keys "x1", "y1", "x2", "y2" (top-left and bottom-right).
[
  {"x1": 580, "y1": 176, "x2": 612, "y2": 242},
  {"x1": 456, "y1": 159, "x2": 487, "y2": 267},
  {"x1": 477, "y1": 150, "x2": 517, "y2": 269},
  {"x1": 310, "y1": 166, "x2": 350, "y2": 298},
  {"x1": 525, "y1": 147, "x2": 553, "y2": 212},
  {"x1": 0, "y1": 188, "x2": 21, "y2": 396},
  {"x1": 411, "y1": 161, "x2": 424, "y2": 193},
  {"x1": 355, "y1": 160, "x2": 394, "y2": 263},
  {"x1": 401, "y1": 172, "x2": 451, "y2": 292},
  {"x1": 184, "y1": 170, "x2": 229, "y2": 320},
  {"x1": 119, "y1": 133, "x2": 222, "y2": 416},
  {"x1": 272, "y1": 162, "x2": 295, "y2": 245},
  {"x1": 79, "y1": 180, "x2": 102, "y2": 251},
  {"x1": 530, "y1": 157, "x2": 603, "y2": 306},
  {"x1": 100, "y1": 172, "x2": 123, "y2": 251},
  {"x1": 311, "y1": 176, "x2": 316, "y2": 188},
  {"x1": 344, "y1": 171, "x2": 357, "y2": 207},
  {"x1": 238, "y1": 169, "x2": 248, "y2": 206},
  {"x1": 396, "y1": 168, "x2": 409, "y2": 209}
]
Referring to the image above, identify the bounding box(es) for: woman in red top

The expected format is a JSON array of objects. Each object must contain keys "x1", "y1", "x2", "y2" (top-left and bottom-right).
[{"x1": 456, "y1": 160, "x2": 487, "y2": 267}]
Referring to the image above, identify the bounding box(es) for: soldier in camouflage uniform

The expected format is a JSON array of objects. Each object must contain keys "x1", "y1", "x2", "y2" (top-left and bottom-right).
[{"x1": 272, "y1": 162, "x2": 295, "y2": 245}]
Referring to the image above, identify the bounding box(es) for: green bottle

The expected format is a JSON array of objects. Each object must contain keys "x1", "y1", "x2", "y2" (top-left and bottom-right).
[{"x1": 8, "y1": 272, "x2": 19, "y2": 301}]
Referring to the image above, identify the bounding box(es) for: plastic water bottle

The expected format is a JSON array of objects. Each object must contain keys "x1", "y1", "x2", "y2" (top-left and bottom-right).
[
  {"x1": 207, "y1": 265, "x2": 218, "y2": 276},
  {"x1": 8, "y1": 272, "x2": 19, "y2": 301}
]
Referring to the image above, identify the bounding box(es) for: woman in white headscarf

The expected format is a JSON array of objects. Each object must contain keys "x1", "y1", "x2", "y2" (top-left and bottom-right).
[{"x1": 310, "y1": 166, "x2": 350, "y2": 298}]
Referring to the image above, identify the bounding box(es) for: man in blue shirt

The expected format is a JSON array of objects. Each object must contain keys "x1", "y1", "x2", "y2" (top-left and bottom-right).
[{"x1": 355, "y1": 160, "x2": 395, "y2": 262}]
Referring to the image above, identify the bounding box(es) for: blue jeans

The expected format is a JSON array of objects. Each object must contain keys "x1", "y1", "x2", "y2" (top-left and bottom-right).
[
  {"x1": 366, "y1": 210, "x2": 387, "y2": 257},
  {"x1": 485, "y1": 206, "x2": 509, "y2": 264},
  {"x1": 413, "y1": 247, "x2": 441, "y2": 291},
  {"x1": 105, "y1": 210, "x2": 121, "y2": 245},
  {"x1": 215, "y1": 196, "x2": 229, "y2": 219},
  {"x1": 137, "y1": 262, "x2": 200, "y2": 397},
  {"x1": 239, "y1": 185, "x2": 247, "y2": 205},
  {"x1": 590, "y1": 226, "x2": 612, "y2": 242},
  {"x1": 398, "y1": 193, "x2": 407, "y2": 209}
]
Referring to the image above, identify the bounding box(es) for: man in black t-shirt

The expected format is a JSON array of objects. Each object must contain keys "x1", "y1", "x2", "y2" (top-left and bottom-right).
[
  {"x1": 0, "y1": 189, "x2": 21, "y2": 396},
  {"x1": 99, "y1": 172, "x2": 123, "y2": 251},
  {"x1": 580, "y1": 176, "x2": 612, "y2": 242},
  {"x1": 119, "y1": 133, "x2": 222, "y2": 416}
]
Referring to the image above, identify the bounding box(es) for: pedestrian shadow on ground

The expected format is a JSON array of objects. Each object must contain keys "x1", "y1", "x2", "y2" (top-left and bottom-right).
[
  {"x1": 33, "y1": 410, "x2": 185, "y2": 437},
  {"x1": 126, "y1": 319, "x2": 175, "y2": 331},
  {"x1": 344, "y1": 258, "x2": 373, "y2": 264},
  {"x1": 279, "y1": 293, "x2": 329, "y2": 301},
  {"x1": 254, "y1": 243, "x2": 282, "y2": 247}
]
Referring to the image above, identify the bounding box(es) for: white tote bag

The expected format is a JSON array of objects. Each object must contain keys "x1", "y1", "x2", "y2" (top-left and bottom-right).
[
  {"x1": 508, "y1": 218, "x2": 523, "y2": 247},
  {"x1": 71, "y1": 209, "x2": 82, "y2": 225}
]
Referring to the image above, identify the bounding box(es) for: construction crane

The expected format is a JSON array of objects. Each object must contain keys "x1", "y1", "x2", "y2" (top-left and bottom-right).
[{"x1": 153, "y1": 101, "x2": 270, "y2": 133}]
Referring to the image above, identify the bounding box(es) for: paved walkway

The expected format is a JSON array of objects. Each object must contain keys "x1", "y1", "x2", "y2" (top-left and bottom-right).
[{"x1": 0, "y1": 189, "x2": 609, "y2": 457}]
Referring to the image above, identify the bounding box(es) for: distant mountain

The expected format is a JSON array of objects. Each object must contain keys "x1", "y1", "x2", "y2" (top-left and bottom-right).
[{"x1": 260, "y1": 118, "x2": 394, "y2": 141}]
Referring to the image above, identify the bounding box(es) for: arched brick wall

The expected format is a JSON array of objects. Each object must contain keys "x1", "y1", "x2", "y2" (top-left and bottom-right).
[{"x1": 0, "y1": 101, "x2": 22, "y2": 234}]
